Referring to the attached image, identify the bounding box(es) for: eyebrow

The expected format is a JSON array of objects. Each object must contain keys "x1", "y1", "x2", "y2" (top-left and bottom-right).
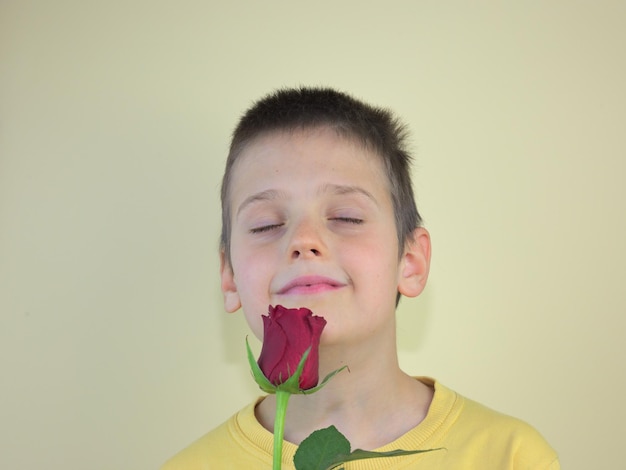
[
  {"x1": 236, "y1": 189, "x2": 285, "y2": 217},
  {"x1": 320, "y1": 184, "x2": 379, "y2": 206},
  {"x1": 236, "y1": 184, "x2": 378, "y2": 218}
]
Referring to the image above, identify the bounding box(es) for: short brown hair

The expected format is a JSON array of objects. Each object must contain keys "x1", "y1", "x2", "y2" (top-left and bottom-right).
[{"x1": 220, "y1": 87, "x2": 422, "y2": 264}]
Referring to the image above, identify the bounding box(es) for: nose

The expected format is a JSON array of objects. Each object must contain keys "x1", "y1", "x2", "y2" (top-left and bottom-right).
[{"x1": 288, "y1": 217, "x2": 326, "y2": 260}]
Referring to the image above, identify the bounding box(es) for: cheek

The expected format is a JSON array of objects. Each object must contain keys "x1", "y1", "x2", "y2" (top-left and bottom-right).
[
  {"x1": 342, "y1": 236, "x2": 400, "y2": 296},
  {"x1": 243, "y1": 309, "x2": 265, "y2": 341},
  {"x1": 232, "y1": 248, "x2": 274, "y2": 292},
  {"x1": 343, "y1": 232, "x2": 398, "y2": 270},
  {"x1": 230, "y1": 247, "x2": 274, "y2": 341},
  {"x1": 236, "y1": 272, "x2": 266, "y2": 340}
]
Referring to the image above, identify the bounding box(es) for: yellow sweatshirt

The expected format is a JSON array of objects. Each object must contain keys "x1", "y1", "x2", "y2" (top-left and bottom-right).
[{"x1": 162, "y1": 378, "x2": 559, "y2": 469}]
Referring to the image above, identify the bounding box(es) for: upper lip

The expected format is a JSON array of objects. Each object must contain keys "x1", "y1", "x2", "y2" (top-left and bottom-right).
[{"x1": 276, "y1": 275, "x2": 346, "y2": 295}]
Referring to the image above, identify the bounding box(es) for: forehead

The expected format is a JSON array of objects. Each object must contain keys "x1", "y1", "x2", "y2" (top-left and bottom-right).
[{"x1": 229, "y1": 127, "x2": 389, "y2": 197}]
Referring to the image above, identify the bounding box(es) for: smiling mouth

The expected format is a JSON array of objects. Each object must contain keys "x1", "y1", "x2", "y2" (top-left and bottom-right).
[{"x1": 277, "y1": 277, "x2": 345, "y2": 295}]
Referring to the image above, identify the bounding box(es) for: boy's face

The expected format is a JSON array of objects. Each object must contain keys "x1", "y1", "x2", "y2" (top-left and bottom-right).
[{"x1": 220, "y1": 127, "x2": 429, "y2": 346}]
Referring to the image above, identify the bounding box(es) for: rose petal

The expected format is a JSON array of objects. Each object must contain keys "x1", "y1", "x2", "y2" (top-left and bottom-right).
[{"x1": 257, "y1": 305, "x2": 327, "y2": 389}]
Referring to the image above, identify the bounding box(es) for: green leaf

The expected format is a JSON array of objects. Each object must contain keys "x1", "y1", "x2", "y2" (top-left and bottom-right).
[
  {"x1": 245, "y1": 337, "x2": 276, "y2": 394},
  {"x1": 293, "y1": 426, "x2": 351, "y2": 470},
  {"x1": 293, "y1": 425, "x2": 444, "y2": 470},
  {"x1": 324, "y1": 448, "x2": 444, "y2": 469}
]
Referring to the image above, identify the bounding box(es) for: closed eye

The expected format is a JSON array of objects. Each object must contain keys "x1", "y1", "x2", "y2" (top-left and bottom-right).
[
  {"x1": 330, "y1": 217, "x2": 364, "y2": 225},
  {"x1": 250, "y1": 223, "x2": 284, "y2": 234}
]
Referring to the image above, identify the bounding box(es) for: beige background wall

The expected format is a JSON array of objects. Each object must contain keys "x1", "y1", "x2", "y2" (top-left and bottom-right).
[{"x1": 2, "y1": 1, "x2": 624, "y2": 469}]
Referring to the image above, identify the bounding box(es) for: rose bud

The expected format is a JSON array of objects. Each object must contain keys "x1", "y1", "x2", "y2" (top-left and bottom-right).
[{"x1": 257, "y1": 305, "x2": 327, "y2": 390}]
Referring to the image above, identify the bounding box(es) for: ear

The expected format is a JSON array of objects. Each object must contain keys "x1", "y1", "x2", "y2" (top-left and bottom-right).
[
  {"x1": 397, "y1": 227, "x2": 431, "y2": 298},
  {"x1": 220, "y1": 251, "x2": 241, "y2": 313}
]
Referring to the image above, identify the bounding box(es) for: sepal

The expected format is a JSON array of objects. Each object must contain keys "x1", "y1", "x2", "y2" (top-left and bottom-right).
[
  {"x1": 302, "y1": 365, "x2": 348, "y2": 394},
  {"x1": 246, "y1": 337, "x2": 278, "y2": 394},
  {"x1": 276, "y1": 347, "x2": 311, "y2": 394},
  {"x1": 246, "y1": 339, "x2": 348, "y2": 395}
]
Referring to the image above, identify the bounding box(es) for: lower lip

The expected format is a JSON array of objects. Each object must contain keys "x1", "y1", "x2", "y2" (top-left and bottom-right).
[{"x1": 281, "y1": 284, "x2": 342, "y2": 295}]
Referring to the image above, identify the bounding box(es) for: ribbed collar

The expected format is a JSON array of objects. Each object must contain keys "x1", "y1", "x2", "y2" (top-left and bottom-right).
[{"x1": 230, "y1": 377, "x2": 463, "y2": 469}]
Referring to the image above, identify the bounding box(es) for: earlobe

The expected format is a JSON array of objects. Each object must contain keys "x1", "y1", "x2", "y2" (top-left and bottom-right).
[
  {"x1": 220, "y1": 251, "x2": 241, "y2": 313},
  {"x1": 397, "y1": 227, "x2": 431, "y2": 298}
]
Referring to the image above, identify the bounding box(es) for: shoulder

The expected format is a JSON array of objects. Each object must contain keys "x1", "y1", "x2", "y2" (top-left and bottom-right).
[
  {"x1": 459, "y1": 400, "x2": 559, "y2": 468},
  {"x1": 160, "y1": 399, "x2": 270, "y2": 470},
  {"x1": 160, "y1": 420, "x2": 233, "y2": 470},
  {"x1": 420, "y1": 379, "x2": 560, "y2": 469}
]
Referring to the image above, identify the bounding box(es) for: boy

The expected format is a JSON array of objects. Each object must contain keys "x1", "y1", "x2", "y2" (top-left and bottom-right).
[{"x1": 163, "y1": 87, "x2": 559, "y2": 468}]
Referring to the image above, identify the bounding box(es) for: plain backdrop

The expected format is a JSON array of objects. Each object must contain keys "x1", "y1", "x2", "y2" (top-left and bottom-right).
[{"x1": 1, "y1": 1, "x2": 625, "y2": 469}]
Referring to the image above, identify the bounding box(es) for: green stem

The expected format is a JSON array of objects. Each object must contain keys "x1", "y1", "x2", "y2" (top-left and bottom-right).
[{"x1": 273, "y1": 390, "x2": 291, "y2": 470}]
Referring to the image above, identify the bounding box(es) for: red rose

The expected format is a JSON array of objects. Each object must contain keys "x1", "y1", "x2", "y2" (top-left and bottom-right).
[{"x1": 257, "y1": 305, "x2": 327, "y2": 390}]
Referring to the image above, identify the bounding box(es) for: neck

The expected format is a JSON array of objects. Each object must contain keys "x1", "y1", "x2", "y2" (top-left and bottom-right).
[{"x1": 255, "y1": 334, "x2": 433, "y2": 450}]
